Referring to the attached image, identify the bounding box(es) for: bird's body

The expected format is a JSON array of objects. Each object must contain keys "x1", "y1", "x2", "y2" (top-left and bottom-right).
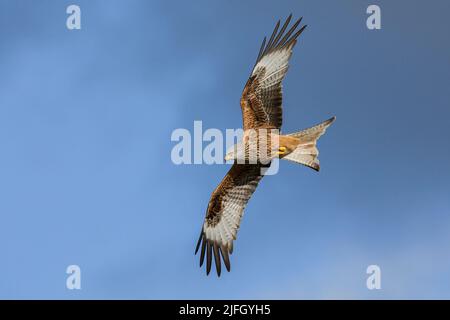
[{"x1": 195, "y1": 15, "x2": 336, "y2": 276}]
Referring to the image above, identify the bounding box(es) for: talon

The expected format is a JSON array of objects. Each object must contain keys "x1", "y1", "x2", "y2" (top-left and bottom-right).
[{"x1": 277, "y1": 146, "x2": 287, "y2": 155}]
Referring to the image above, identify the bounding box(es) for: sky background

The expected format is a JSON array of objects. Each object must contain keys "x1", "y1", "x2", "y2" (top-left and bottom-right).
[{"x1": 1, "y1": 0, "x2": 450, "y2": 299}]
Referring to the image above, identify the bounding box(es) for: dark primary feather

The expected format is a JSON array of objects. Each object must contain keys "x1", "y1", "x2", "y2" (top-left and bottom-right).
[
  {"x1": 206, "y1": 242, "x2": 212, "y2": 275},
  {"x1": 255, "y1": 14, "x2": 306, "y2": 66},
  {"x1": 255, "y1": 37, "x2": 266, "y2": 64},
  {"x1": 264, "y1": 20, "x2": 280, "y2": 56},
  {"x1": 195, "y1": 236, "x2": 231, "y2": 275},
  {"x1": 271, "y1": 15, "x2": 292, "y2": 50},
  {"x1": 213, "y1": 243, "x2": 221, "y2": 276}
]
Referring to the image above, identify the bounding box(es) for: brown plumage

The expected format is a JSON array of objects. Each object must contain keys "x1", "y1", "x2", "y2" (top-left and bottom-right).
[
  {"x1": 195, "y1": 15, "x2": 335, "y2": 276},
  {"x1": 195, "y1": 164, "x2": 265, "y2": 275}
]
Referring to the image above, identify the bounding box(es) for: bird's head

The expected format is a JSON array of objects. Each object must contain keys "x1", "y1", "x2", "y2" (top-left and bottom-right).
[{"x1": 224, "y1": 143, "x2": 245, "y2": 162}]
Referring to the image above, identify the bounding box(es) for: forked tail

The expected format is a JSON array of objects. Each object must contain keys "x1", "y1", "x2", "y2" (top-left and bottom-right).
[{"x1": 283, "y1": 116, "x2": 336, "y2": 171}]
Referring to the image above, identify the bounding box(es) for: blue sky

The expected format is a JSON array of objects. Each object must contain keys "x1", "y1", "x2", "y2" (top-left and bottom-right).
[{"x1": 1, "y1": 0, "x2": 450, "y2": 299}]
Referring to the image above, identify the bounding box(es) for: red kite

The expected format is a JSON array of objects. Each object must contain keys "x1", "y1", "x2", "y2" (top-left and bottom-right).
[{"x1": 195, "y1": 15, "x2": 335, "y2": 276}]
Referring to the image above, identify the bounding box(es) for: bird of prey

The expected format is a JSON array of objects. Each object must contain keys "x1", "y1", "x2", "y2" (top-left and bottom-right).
[{"x1": 195, "y1": 15, "x2": 336, "y2": 276}]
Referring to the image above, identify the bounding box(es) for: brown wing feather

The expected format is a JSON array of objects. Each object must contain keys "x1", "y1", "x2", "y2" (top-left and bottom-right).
[
  {"x1": 240, "y1": 15, "x2": 307, "y2": 130},
  {"x1": 195, "y1": 164, "x2": 266, "y2": 276}
]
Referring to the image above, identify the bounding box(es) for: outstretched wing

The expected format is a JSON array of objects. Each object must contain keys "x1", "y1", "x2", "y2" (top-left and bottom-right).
[
  {"x1": 195, "y1": 164, "x2": 266, "y2": 276},
  {"x1": 240, "y1": 15, "x2": 306, "y2": 130}
]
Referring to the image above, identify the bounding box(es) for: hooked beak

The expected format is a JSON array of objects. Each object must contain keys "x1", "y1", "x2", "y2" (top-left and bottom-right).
[{"x1": 224, "y1": 154, "x2": 232, "y2": 161}]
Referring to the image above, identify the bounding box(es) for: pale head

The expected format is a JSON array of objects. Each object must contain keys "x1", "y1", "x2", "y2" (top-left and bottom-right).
[{"x1": 224, "y1": 143, "x2": 245, "y2": 161}]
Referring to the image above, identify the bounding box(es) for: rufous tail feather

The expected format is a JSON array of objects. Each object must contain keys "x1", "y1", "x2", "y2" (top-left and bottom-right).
[{"x1": 282, "y1": 116, "x2": 336, "y2": 171}]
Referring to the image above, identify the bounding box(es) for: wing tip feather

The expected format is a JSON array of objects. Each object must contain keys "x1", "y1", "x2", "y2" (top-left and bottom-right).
[
  {"x1": 255, "y1": 15, "x2": 307, "y2": 65},
  {"x1": 195, "y1": 231, "x2": 233, "y2": 277}
]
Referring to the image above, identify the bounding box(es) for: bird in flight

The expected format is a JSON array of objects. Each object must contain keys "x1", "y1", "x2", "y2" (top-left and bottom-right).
[{"x1": 195, "y1": 15, "x2": 336, "y2": 276}]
